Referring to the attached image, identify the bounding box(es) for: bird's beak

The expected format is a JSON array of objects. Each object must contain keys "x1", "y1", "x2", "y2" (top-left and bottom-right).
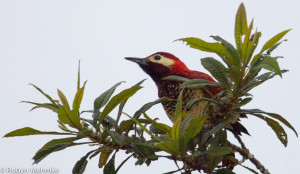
[{"x1": 125, "y1": 57, "x2": 149, "y2": 66}]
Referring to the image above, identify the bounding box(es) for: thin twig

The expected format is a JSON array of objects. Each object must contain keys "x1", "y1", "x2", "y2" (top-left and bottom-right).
[
  {"x1": 234, "y1": 133, "x2": 246, "y2": 149},
  {"x1": 229, "y1": 142, "x2": 270, "y2": 174}
]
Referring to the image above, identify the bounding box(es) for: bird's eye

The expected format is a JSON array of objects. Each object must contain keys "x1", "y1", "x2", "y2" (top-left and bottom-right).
[{"x1": 154, "y1": 55, "x2": 161, "y2": 60}]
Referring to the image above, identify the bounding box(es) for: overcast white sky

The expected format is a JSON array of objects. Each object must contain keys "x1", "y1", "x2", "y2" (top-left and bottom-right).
[{"x1": 1, "y1": 0, "x2": 299, "y2": 174}]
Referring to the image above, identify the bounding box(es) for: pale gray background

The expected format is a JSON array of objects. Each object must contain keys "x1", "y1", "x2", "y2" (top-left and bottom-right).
[{"x1": 0, "y1": 0, "x2": 299, "y2": 174}]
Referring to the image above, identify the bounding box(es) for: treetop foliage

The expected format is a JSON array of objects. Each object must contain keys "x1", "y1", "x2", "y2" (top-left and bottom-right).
[{"x1": 4, "y1": 3, "x2": 297, "y2": 174}]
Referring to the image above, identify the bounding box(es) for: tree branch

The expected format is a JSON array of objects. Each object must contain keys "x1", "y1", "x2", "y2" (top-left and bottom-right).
[{"x1": 229, "y1": 142, "x2": 270, "y2": 174}]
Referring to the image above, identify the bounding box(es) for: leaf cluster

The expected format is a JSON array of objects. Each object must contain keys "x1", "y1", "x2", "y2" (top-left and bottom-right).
[{"x1": 176, "y1": 3, "x2": 297, "y2": 148}]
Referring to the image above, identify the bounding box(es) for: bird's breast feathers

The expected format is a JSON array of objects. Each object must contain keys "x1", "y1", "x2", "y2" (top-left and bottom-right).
[{"x1": 157, "y1": 80, "x2": 209, "y2": 122}]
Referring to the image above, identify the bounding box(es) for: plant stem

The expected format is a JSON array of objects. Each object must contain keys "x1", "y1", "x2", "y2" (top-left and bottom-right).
[{"x1": 229, "y1": 142, "x2": 270, "y2": 174}]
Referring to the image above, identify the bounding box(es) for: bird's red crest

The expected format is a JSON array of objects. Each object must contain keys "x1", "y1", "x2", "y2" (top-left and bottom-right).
[{"x1": 151, "y1": 52, "x2": 180, "y2": 60}]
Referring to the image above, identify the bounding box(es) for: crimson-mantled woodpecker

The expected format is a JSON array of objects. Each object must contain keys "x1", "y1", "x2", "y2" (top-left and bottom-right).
[{"x1": 125, "y1": 52, "x2": 248, "y2": 135}]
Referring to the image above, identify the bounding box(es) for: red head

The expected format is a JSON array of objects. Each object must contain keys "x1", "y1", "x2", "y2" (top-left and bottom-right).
[{"x1": 125, "y1": 52, "x2": 189, "y2": 83}]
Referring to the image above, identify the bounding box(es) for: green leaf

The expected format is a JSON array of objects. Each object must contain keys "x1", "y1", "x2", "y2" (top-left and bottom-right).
[
  {"x1": 72, "y1": 150, "x2": 96, "y2": 174},
  {"x1": 242, "y1": 109, "x2": 297, "y2": 137},
  {"x1": 252, "y1": 114, "x2": 288, "y2": 146},
  {"x1": 178, "y1": 116, "x2": 194, "y2": 151},
  {"x1": 116, "y1": 100, "x2": 127, "y2": 127},
  {"x1": 58, "y1": 106, "x2": 81, "y2": 129},
  {"x1": 89, "y1": 149, "x2": 102, "y2": 159},
  {"x1": 123, "y1": 113, "x2": 158, "y2": 140},
  {"x1": 99, "y1": 148, "x2": 113, "y2": 168},
  {"x1": 186, "y1": 98, "x2": 201, "y2": 111},
  {"x1": 266, "y1": 113, "x2": 298, "y2": 137},
  {"x1": 242, "y1": 19, "x2": 254, "y2": 61},
  {"x1": 107, "y1": 130, "x2": 125, "y2": 147},
  {"x1": 251, "y1": 29, "x2": 291, "y2": 64},
  {"x1": 246, "y1": 31, "x2": 261, "y2": 64},
  {"x1": 155, "y1": 141, "x2": 179, "y2": 155},
  {"x1": 133, "y1": 79, "x2": 147, "y2": 87},
  {"x1": 254, "y1": 56, "x2": 282, "y2": 77},
  {"x1": 207, "y1": 156, "x2": 223, "y2": 172},
  {"x1": 200, "y1": 122, "x2": 227, "y2": 147},
  {"x1": 133, "y1": 97, "x2": 171, "y2": 119},
  {"x1": 99, "y1": 86, "x2": 142, "y2": 125},
  {"x1": 116, "y1": 79, "x2": 146, "y2": 128},
  {"x1": 33, "y1": 143, "x2": 71, "y2": 164},
  {"x1": 94, "y1": 81, "x2": 124, "y2": 113},
  {"x1": 118, "y1": 119, "x2": 151, "y2": 134},
  {"x1": 73, "y1": 81, "x2": 87, "y2": 114},
  {"x1": 180, "y1": 79, "x2": 220, "y2": 89},
  {"x1": 104, "y1": 153, "x2": 116, "y2": 174},
  {"x1": 245, "y1": 30, "x2": 261, "y2": 65},
  {"x1": 171, "y1": 115, "x2": 182, "y2": 146},
  {"x1": 132, "y1": 144, "x2": 155, "y2": 157},
  {"x1": 163, "y1": 75, "x2": 189, "y2": 83},
  {"x1": 3, "y1": 127, "x2": 72, "y2": 137},
  {"x1": 242, "y1": 70, "x2": 288, "y2": 93},
  {"x1": 186, "y1": 116, "x2": 207, "y2": 140},
  {"x1": 30, "y1": 103, "x2": 59, "y2": 113},
  {"x1": 235, "y1": 3, "x2": 247, "y2": 55},
  {"x1": 38, "y1": 137, "x2": 78, "y2": 152},
  {"x1": 57, "y1": 120, "x2": 73, "y2": 133},
  {"x1": 232, "y1": 97, "x2": 252, "y2": 110},
  {"x1": 174, "y1": 90, "x2": 183, "y2": 121},
  {"x1": 201, "y1": 57, "x2": 231, "y2": 88},
  {"x1": 77, "y1": 60, "x2": 81, "y2": 91},
  {"x1": 57, "y1": 89, "x2": 70, "y2": 110},
  {"x1": 267, "y1": 39, "x2": 287, "y2": 55},
  {"x1": 29, "y1": 84, "x2": 58, "y2": 106},
  {"x1": 211, "y1": 35, "x2": 240, "y2": 66},
  {"x1": 143, "y1": 113, "x2": 171, "y2": 134},
  {"x1": 205, "y1": 146, "x2": 232, "y2": 156},
  {"x1": 177, "y1": 37, "x2": 234, "y2": 65},
  {"x1": 102, "y1": 115, "x2": 117, "y2": 128}
]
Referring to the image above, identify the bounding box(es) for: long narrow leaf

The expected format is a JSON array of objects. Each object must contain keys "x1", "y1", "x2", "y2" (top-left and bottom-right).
[
  {"x1": 33, "y1": 143, "x2": 71, "y2": 164},
  {"x1": 123, "y1": 113, "x2": 158, "y2": 141},
  {"x1": 163, "y1": 75, "x2": 189, "y2": 83},
  {"x1": 30, "y1": 103, "x2": 59, "y2": 113},
  {"x1": 242, "y1": 109, "x2": 297, "y2": 137},
  {"x1": 201, "y1": 57, "x2": 231, "y2": 88},
  {"x1": 155, "y1": 141, "x2": 179, "y2": 155},
  {"x1": 251, "y1": 29, "x2": 291, "y2": 64},
  {"x1": 99, "y1": 86, "x2": 142, "y2": 125},
  {"x1": 177, "y1": 37, "x2": 234, "y2": 65},
  {"x1": 211, "y1": 35, "x2": 240, "y2": 66},
  {"x1": 143, "y1": 113, "x2": 171, "y2": 134},
  {"x1": 254, "y1": 56, "x2": 282, "y2": 77},
  {"x1": 99, "y1": 148, "x2": 114, "y2": 168},
  {"x1": 252, "y1": 114, "x2": 288, "y2": 146},
  {"x1": 73, "y1": 150, "x2": 97, "y2": 174},
  {"x1": 73, "y1": 81, "x2": 87, "y2": 113},
  {"x1": 57, "y1": 89, "x2": 70, "y2": 110},
  {"x1": 38, "y1": 137, "x2": 78, "y2": 152},
  {"x1": 29, "y1": 84, "x2": 57, "y2": 105},
  {"x1": 242, "y1": 19, "x2": 254, "y2": 60},
  {"x1": 235, "y1": 3, "x2": 247, "y2": 55},
  {"x1": 3, "y1": 127, "x2": 73, "y2": 137},
  {"x1": 94, "y1": 82, "x2": 124, "y2": 113},
  {"x1": 133, "y1": 97, "x2": 171, "y2": 119}
]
